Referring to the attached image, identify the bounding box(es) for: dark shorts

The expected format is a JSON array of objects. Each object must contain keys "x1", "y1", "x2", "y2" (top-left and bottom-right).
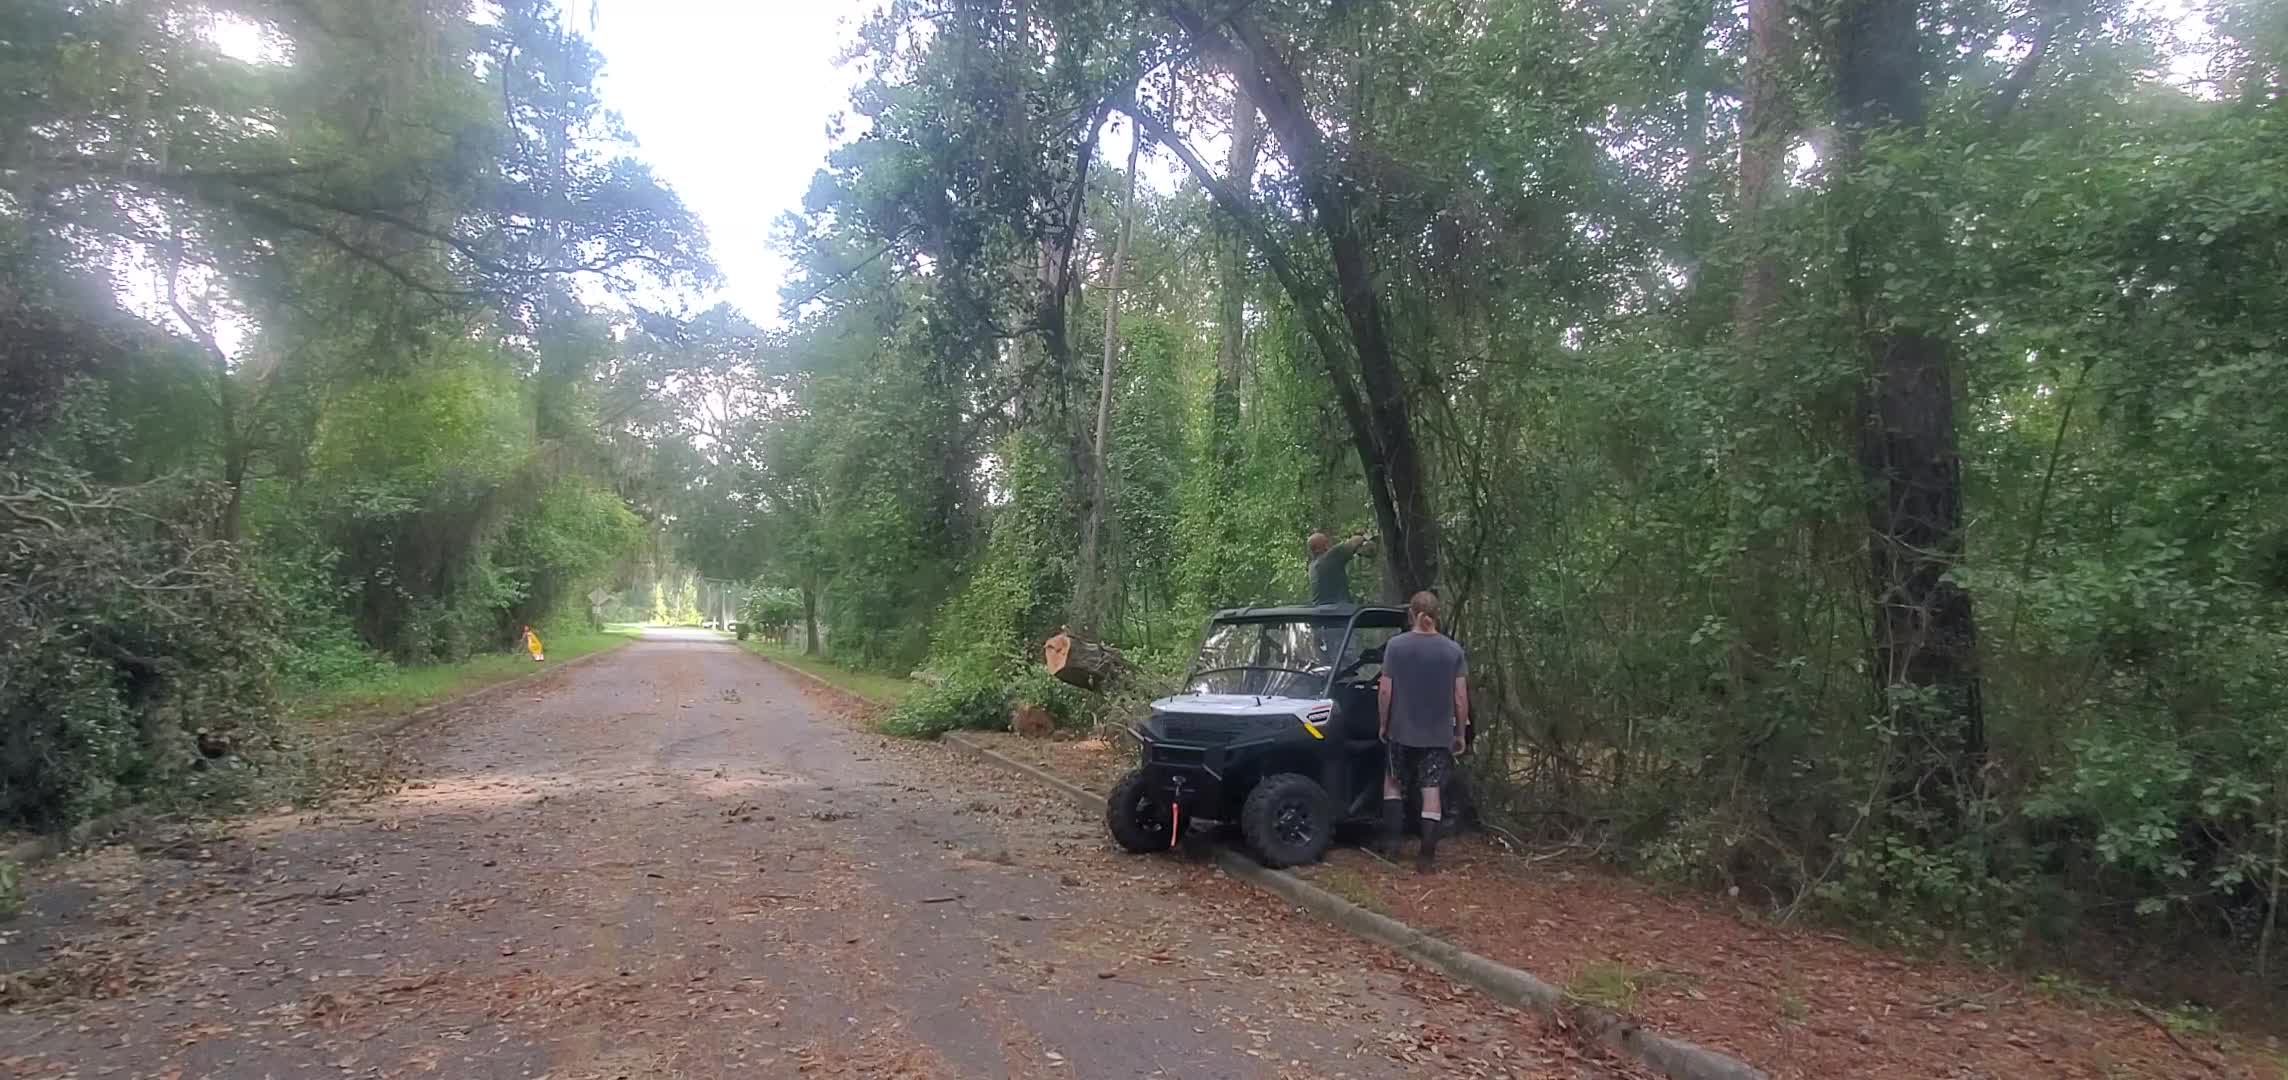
[{"x1": 1386, "y1": 744, "x2": 1452, "y2": 790}]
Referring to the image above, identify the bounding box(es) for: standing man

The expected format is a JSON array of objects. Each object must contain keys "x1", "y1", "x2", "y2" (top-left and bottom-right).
[
  {"x1": 1306, "y1": 529, "x2": 1375, "y2": 606},
  {"x1": 1378, "y1": 590, "x2": 1467, "y2": 872}
]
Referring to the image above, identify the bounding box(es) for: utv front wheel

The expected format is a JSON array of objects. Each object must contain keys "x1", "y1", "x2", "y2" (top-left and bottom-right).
[
  {"x1": 1106, "y1": 769, "x2": 1174, "y2": 853},
  {"x1": 1240, "y1": 773, "x2": 1335, "y2": 868}
]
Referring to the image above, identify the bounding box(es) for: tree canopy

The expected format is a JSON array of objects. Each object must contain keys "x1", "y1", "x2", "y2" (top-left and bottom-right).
[
  {"x1": 677, "y1": 0, "x2": 2288, "y2": 989},
  {"x1": 1, "y1": 0, "x2": 709, "y2": 826}
]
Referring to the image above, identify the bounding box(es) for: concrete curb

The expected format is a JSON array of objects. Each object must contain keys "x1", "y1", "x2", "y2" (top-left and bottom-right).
[
  {"x1": 3, "y1": 640, "x2": 634, "y2": 867},
  {"x1": 939, "y1": 730, "x2": 1770, "y2": 1080}
]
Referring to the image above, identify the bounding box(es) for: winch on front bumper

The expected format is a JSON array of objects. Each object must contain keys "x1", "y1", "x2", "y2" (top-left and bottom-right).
[
  {"x1": 1139, "y1": 744, "x2": 1217, "y2": 816},
  {"x1": 1132, "y1": 710, "x2": 1308, "y2": 821}
]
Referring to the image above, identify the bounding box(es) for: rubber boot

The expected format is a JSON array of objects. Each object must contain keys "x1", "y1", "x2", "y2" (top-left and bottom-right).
[
  {"x1": 1415, "y1": 818, "x2": 1440, "y2": 873},
  {"x1": 1376, "y1": 799, "x2": 1404, "y2": 859}
]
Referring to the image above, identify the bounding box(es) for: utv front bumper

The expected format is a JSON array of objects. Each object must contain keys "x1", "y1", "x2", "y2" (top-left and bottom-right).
[
  {"x1": 1137, "y1": 741, "x2": 1219, "y2": 816},
  {"x1": 1132, "y1": 731, "x2": 1292, "y2": 821}
]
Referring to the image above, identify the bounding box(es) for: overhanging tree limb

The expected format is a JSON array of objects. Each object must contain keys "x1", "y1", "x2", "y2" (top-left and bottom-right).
[
  {"x1": 1158, "y1": 1, "x2": 1442, "y2": 596},
  {"x1": 780, "y1": 224, "x2": 920, "y2": 313},
  {"x1": 1117, "y1": 98, "x2": 1373, "y2": 464}
]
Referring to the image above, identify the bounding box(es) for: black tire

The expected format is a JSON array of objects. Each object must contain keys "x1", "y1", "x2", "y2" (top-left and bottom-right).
[
  {"x1": 1106, "y1": 769, "x2": 1174, "y2": 853},
  {"x1": 1240, "y1": 772, "x2": 1335, "y2": 868}
]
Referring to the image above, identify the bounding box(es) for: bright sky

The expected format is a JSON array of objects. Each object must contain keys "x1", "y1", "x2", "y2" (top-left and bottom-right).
[{"x1": 588, "y1": 1, "x2": 874, "y2": 324}]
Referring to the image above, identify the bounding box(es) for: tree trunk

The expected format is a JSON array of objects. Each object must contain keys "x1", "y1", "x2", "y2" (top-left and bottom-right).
[
  {"x1": 1072, "y1": 132, "x2": 1140, "y2": 637},
  {"x1": 1025, "y1": 104, "x2": 1107, "y2": 440},
  {"x1": 1740, "y1": 0, "x2": 1792, "y2": 330},
  {"x1": 1165, "y1": 3, "x2": 1439, "y2": 598},
  {"x1": 1837, "y1": 0, "x2": 1986, "y2": 819},
  {"x1": 220, "y1": 444, "x2": 248, "y2": 542},
  {"x1": 1044, "y1": 629, "x2": 1127, "y2": 692},
  {"x1": 1210, "y1": 83, "x2": 1262, "y2": 472},
  {"x1": 1728, "y1": 0, "x2": 1793, "y2": 690},
  {"x1": 1680, "y1": 0, "x2": 1714, "y2": 264},
  {"x1": 800, "y1": 582, "x2": 820, "y2": 656}
]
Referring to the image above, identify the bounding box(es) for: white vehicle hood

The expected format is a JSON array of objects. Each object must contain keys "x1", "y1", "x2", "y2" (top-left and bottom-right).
[{"x1": 1150, "y1": 693, "x2": 1331, "y2": 720}]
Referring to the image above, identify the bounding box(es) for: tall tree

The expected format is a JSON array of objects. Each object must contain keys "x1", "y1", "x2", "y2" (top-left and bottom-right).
[
  {"x1": 1161, "y1": 2, "x2": 1440, "y2": 598},
  {"x1": 1727, "y1": 0, "x2": 1796, "y2": 685},
  {"x1": 1210, "y1": 83, "x2": 1262, "y2": 473},
  {"x1": 1835, "y1": 0, "x2": 1986, "y2": 816},
  {"x1": 1072, "y1": 132, "x2": 1142, "y2": 636}
]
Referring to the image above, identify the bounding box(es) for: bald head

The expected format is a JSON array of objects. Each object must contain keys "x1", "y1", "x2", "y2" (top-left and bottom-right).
[{"x1": 1307, "y1": 531, "x2": 1332, "y2": 557}]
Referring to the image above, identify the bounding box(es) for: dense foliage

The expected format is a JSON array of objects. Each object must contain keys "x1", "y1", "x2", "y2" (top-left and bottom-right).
[
  {"x1": 0, "y1": 0, "x2": 709, "y2": 828},
  {"x1": 657, "y1": 0, "x2": 2288, "y2": 991}
]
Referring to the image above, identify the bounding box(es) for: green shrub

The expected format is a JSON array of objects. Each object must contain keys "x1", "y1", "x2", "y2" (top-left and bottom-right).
[
  {"x1": 740, "y1": 585, "x2": 801, "y2": 636},
  {"x1": 879, "y1": 657, "x2": 1086, "y2": 739},
  {"x1": 1810, "y1": 829, "x2": 2037, "y2": 950},
  {"x1": 880, "y1": 674, "x2": 1008, "y2": 739},
  {"x1": 0, "y1": 464, "x2": 282, "y2": 829}
]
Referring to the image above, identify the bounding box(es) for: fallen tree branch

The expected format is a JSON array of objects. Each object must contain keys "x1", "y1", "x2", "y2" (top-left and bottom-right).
[
  {"x1": 2131, "y1": 1004, "x2": 2227, "y2": 1075},
  {"x1": 252, "y1": 883, "x2": 372, "y2": 906}
]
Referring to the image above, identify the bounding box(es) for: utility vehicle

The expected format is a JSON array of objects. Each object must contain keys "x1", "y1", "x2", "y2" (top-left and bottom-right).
[{"x1": 1105, "y1": 604, "x2": 1470, "y2": 867}]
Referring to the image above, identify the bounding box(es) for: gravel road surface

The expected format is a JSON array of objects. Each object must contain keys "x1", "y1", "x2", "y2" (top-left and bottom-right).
[{"x1": 1, "y1": 629, "x2": 1627, "y2": 1079}]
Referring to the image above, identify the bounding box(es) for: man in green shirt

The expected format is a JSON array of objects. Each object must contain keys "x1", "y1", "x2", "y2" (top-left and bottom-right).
[{"x1": 1306, "y1": 529, "x2": 1375, "y2": 606}]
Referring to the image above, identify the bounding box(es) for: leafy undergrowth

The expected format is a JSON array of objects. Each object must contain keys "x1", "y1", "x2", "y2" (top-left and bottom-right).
[
  {"x1": 738, "y1": 641, "x2": 918, "y2": 706},
  {"x1": 744, "y1": 645, "x2": 1093, "y2": 742},
  {"x1": 0, "y1": 630, "x2": 642, "y2": 857},
  {"x1": 881, "y1": 663, "x2": 1090, "y2": 739}
]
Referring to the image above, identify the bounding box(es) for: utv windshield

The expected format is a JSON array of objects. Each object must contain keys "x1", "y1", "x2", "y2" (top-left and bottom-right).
[{"x1": 1183, "y1": 617, "x2": 1345, "y2": 698}]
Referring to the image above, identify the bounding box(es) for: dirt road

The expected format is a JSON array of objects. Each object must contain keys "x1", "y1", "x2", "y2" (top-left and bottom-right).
[{"x1": 1, "y1": 630, "x2": 1628, "y2": 1079}]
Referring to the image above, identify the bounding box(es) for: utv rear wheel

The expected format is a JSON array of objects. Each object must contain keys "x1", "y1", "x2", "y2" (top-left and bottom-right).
[
  {"x1": 1106, "y1": 769, "x2": 1174, "y2": 853},
  {"x1": 1240, "y1": 773, "x2": 1335, "y2": 868}
]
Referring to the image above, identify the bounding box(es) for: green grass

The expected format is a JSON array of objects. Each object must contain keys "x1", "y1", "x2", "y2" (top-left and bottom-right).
[
  {"x1": 290, "y1": 626, "x2": 641, "y2": 725},
  {"x1": 1777, "y1": 974, "x2": 1811, "y2": 1023},
  {"x1": 1565, "y1": 961, "x2": 1651, "y2": 1012},
  {"x1": 2032, "y1": 972, "x2": 2220, "y2": 1035},
  {"x1": 1311, "y1": 864, "x2": 1388, "y2": 913},
  {"x1": 737, "y1": 639, "x2": 918, "y2": 704}
]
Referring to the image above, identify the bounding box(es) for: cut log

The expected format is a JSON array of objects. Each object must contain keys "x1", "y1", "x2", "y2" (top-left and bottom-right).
[{"x1": 1044, "y1": 629, "x2": 1126, "y2": 692}]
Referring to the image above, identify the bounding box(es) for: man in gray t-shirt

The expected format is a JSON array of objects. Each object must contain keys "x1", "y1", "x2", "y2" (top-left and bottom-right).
[{"x1": 1377, "y1": 590, "x2": 1467, "y2": 872}]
